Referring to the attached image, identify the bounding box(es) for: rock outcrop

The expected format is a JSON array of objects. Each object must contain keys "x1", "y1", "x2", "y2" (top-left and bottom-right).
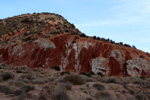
[{"x1": 0, "y1": 12, "x2": 150, "y2": 77}]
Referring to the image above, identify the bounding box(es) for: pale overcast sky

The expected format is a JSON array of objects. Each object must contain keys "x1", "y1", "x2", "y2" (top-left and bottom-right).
[{"x1": 0, "y1": 0, "x2": 150, "y2": 52}]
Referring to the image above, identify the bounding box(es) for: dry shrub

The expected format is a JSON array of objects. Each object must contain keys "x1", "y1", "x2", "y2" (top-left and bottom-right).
[
  {"x1": 0, "y1": 64, "x2": 7, "y2": 69},
  {"x1": 139, "y1": 81, "x2": 150, "y2": 88},
  {"x1": 1, "y1": 72, "x2": 14, "y2": 81},
  {"x1": 127, "y1": 98, "x2": 134, "y2": 100},
  {"x1": 51, "y1": 87, "x2": 70, "y2": 100},
  {"x1": 32, "y1": 78, "x2": 48, "y2": 84},
  {"x1": 39, "y1": 92, "x2": 47, "y2": 100},
  {"x1": 0, "y1": 81, "x2": 33, "y2": 96},
  {"x1": 0, "y1": 84, "x2": 17, "y2": 94},
  {"x1": 81, "y1": 75, "x2": 95, "y2": 82},
  {"x1": 86, "y1": 97, "x2": 92, "y2": 100},
  {"x1": 95, "y1": 91, "x2": 112, "y2": 100},
  {"x1": 0, "y1": 83, "x2": 34, "y2": 98},
  {"x1": 20, "y1": 84, "x2": 34, "y2": 93},
  {"x1": 14, "y1": 81, "x2": 25, "y2": 87},
  {"x1": 57, "y1": 81, "x2": 72, "y2": 89},
  {"x1": 122, "y1": 90, "x2": 126, "y2": 94},
  {"x1": 123, "y1": 84, "x2": 135, "y2": 95},
  {"x1": 93, "y1": 83, "x2": 105, "y2": 91},
  {"x1": 128, "y1": 88, "x2": 135, "y2": 95},
  {"x1": 135, "y1": 94, "x2": 146, "y2": 100},
  {"x1": 61, "y1": 72, "x2": 70, "y2": 76},
  {"x1": 0, "y1": 76, "x2": 3, "y2": 82},
  {"x1": 63, "y1": 74, "x2": 85, "y2": 85},
  {"x1": 132, "y1": 77, "x2": 144, "y2": 84},
  {"x1": 105, "y1": 77, "x2": 118, "y2": 83},
  {"x1": 17, "y1": 74, "x2": 34, "y2": 83},
  {"x1": 16, "y1": 66, "x2": 30, "y2": 73},
  {"x1": 63, "y1": 82, "x2": 72, "y2": 90},
  {"x1": 19, "y1": 74, "x2": 33, "y2": 80}
]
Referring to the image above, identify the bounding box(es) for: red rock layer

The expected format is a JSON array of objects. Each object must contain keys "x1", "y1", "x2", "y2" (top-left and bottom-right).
[{"x1": 0, "y1": 34, "x2": 150, "y2": 77}]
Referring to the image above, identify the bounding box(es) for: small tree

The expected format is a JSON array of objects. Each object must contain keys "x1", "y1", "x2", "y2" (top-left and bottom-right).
[
  {"x1": 93, "y1": 36, "x2": 96, "y2": 39},
  {"x1": 71, "y1": 23, "x2": 75, "y2": 28},
  {"x1": 132, "y1": 45, "x2": 136, "y2": 49},
  {"x1": 80, "y1": 33, "x2": 86, "y2": 37}
]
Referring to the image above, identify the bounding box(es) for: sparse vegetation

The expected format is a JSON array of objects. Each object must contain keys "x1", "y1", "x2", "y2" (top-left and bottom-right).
[
  {"x1": 0, "y1": 12, "x2": 137, "y2": 51},
  {"x1": 60, "y1": 72, "x2": 70, "y2": 76},
  {"x1": 0, "y1": 64, "x2": 149, "y2": 100},
  {"x1": 128, "y1": 88, "x2": 135, "y2": 95},
  {"x1": 135, "y1": 94, "x2": 146, "y2": 100}
]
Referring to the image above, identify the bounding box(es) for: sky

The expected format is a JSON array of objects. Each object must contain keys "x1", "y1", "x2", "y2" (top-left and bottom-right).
[{"x1": 0, "y1": 0, "x2": 150, "y2": 52}]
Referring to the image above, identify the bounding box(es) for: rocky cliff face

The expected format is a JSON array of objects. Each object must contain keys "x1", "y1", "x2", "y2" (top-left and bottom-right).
[{"x1": 0, "y1": 12, "x2": 150, "y2": 77}]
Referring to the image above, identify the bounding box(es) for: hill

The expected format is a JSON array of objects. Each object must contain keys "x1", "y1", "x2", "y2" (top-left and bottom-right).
[
  {"x1": 0, "y1": 12, "x2": 150, "y2": 100},
  {"x1": 0, "y1": 12, "x2": 150, "y2": 77}
]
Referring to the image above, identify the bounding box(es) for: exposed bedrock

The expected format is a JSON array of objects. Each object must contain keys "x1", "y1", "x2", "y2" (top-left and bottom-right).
[{"x1": 0, "y1": 34, "x2": 150, "y2": 77}]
